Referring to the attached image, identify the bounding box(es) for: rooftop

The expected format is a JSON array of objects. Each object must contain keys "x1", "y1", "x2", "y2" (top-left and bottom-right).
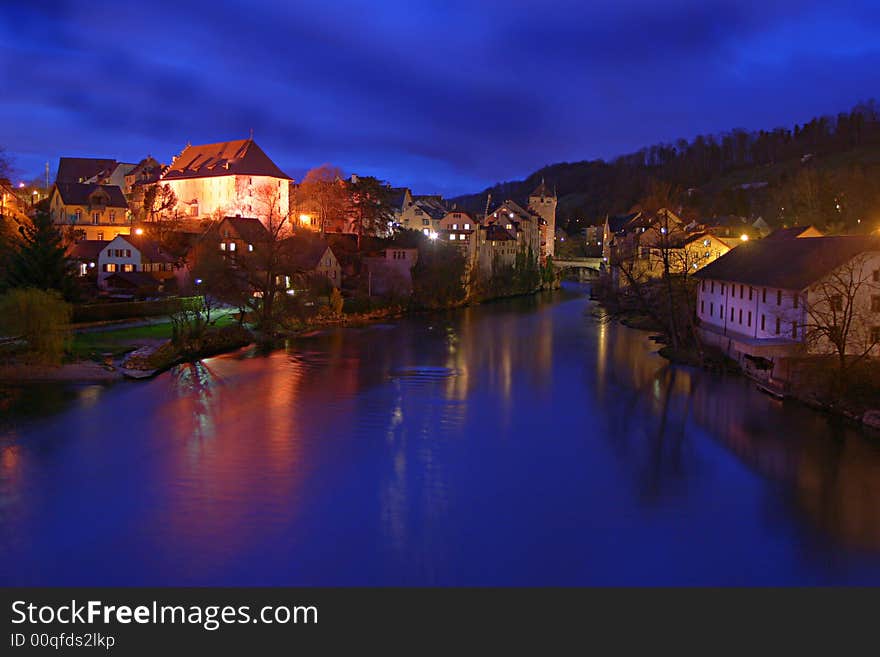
[
  {"x1": 694, "y1": 235, "x2": 880, "y2": 289},
  {"x1": 162, "y1": 139, "x2": 291, "y2": 181}
]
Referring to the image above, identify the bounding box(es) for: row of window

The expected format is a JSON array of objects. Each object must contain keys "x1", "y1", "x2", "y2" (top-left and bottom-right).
[
  {"x1": 63, "y1": 209, "x2": 120, "y2": 224},
  {"x1": 703, "y1": 280, "x2": 797, "y2": 307},
  {"x1": 102, "y1": 263, "x2": 172, "y2": 273},
  {"x1": 701, "y1": 300, "x2": 797, "y2": 338},
  {"x1": 107, "y1": 249, "x2": 132, "y2": 258},
  {"x1": 219, "y1": 242, "x2": 254, "y2": 252}
]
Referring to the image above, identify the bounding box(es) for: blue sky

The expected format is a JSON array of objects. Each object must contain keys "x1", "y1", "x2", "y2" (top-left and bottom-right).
[{"x1": 2, "y1": 0, "x2": 879, "y2": 196}]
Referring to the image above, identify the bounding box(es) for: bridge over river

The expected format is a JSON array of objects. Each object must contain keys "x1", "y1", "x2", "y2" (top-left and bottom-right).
[{"x1": 552, "y1": 257, "x2": 603, "y2": 280}]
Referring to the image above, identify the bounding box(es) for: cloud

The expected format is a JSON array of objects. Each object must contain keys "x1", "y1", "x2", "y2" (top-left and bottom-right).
[{"x1": 1, "y1": 0, "x2": 879, "y2": 194}]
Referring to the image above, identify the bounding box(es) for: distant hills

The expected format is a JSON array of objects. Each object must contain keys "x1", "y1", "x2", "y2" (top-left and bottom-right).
[{"x1": 451, "y1": 101, "x2": 880, "y2": 235}]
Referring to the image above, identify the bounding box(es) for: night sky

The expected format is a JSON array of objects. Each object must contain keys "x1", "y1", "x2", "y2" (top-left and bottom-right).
[{"x1": 2, "y1": 1, "x2": 879, "y2": 196}]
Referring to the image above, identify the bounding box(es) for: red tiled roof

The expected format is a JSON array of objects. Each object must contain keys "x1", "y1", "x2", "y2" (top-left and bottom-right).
[{"x1": 162, "y1": 139, "x2": 291, "y2": 181}]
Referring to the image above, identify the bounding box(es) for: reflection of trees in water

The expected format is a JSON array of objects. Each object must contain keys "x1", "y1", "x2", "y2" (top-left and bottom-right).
[
  {"x1": 0, "y1": 384, "x2": 83, "y2": 442},
  {"x1": 598, "y1": 320, "x2": 880, "y2": 551}
]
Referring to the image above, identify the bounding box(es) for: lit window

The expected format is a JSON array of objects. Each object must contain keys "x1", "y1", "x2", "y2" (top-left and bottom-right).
[
  {"x1": 123, "y1": 264, "x2": 134, "y2": 272},
  {"x1": 464, "y1": 223, "x2": 470, "y2": 230},
  {"x1": 104, "y1": 263, "x2": 117, "y2": 273},
  {"x1": 92, "y1": 212, "x2": 100, "y2": 224},
  {"x1": 248, "y1": 243, "x2": 254, "y2": 252},
  {"x1": 229, "y1": 242, "x2": 236, "y2": 252},
  {"x1": 109, "y1": 211, "x2": 116, "y2": 223},
  {"x1": 220, "y1": 242, "x2": 227, "y2": 251},
  {"x1": 452, "y1": 224, "x2": 458, "y2": 230},
  {"x1": 449, "y1": 234, "x2": 456, "y2": 240}
]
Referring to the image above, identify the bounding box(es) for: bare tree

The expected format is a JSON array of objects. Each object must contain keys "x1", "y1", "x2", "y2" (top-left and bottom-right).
[
  {"x1": 803, "y1": 251, "x2": 880, "y2": 388},
  {"x1": 297, "y1": 164, "x2": 346, "y2": 234},
  {"x1": 235, "y1": 183, "x2": 293, "y2": 331}
]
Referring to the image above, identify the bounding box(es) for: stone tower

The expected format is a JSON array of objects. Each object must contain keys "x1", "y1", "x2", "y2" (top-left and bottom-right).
[{"x1": 528, "y1": 179, "x2": 557, "y2": 259}]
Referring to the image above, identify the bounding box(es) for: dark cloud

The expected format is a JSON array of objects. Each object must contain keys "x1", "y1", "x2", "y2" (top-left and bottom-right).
[{"x1": 1, "y1": 0, "x2": 879, "y2": 195}]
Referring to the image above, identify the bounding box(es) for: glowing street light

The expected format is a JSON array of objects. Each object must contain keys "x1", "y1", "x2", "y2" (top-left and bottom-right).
[
  {"x1": 740, "y1": 234, "x2": 749, "y2": 242},
  {"x1": 134, "y1": 228, "x2": 144, "y2": 235},
  {"x1": 428, "y1": 231, "x2": 438, "y2": 240}
]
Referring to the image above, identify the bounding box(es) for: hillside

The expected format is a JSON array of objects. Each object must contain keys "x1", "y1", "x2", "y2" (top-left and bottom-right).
[{"x1": 451, "y1": 101, "x2": 880, "y2": 235}]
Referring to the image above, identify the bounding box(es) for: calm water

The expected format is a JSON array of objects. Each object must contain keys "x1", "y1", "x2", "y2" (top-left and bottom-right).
[{"x1": 2, "y1": 285, "x2": 880, "y2": 585}]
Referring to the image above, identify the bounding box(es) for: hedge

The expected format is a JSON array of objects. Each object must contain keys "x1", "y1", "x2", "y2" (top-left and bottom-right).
[{"x1": 72, "y1": 296, "x2": 203, "y2": 324}]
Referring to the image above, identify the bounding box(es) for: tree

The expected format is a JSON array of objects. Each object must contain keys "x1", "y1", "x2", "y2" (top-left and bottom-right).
[
  {"x1": 412, "y1": 242, "x2": 467, "y2": 309},
  {"x1": 347, "y1": 175, "x2": 394, "y2": 248},
  {"x1": 0, "y1": 288, "x2": 72, "y2": 365},
  {"x1": 802, "y1": 251, "x2": 880, "y2": 392},
  {"x1": 188, "y1": 236, "x2": 249, "y2": 325},
  {"x1": 135, "y1": 184, "x2": 181, "y2": 247},
  {"x1": 4, "y1": 210, "x2": 77, "y2": 300},
  {"x1": 233, "y1": 183, "x2": 295, "y2": 332},
  {"x1": 297, "y1": 164, "x2": 346, "y2": 233}
]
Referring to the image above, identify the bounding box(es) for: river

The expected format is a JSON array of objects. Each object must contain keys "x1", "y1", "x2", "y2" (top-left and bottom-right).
[{"x1": 2, "y1": 284, "x2": 880, "y2": 585}]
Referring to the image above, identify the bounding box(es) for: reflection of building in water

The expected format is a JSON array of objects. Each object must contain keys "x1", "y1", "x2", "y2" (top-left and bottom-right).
[{"x1": 689, "y1": 374, "x2": 880, "y2": 551}]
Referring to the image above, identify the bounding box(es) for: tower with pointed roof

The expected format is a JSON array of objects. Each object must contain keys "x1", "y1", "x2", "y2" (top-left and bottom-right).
[{"x1": 528, "y1": 178, "x2": 557, "y2": 259}]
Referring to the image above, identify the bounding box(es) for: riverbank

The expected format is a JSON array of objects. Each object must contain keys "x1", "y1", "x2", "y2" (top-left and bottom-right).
[{"x1": 592, "y1": 281, "x2": 880, "y2": 433}]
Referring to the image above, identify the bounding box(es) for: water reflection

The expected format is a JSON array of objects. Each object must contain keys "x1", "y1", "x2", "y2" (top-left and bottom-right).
[
  {"x1": 594, "y1": 317, "x2": 880, "y2": 552},
  {"x1": 1, "y1": 285, "x2": 880, "y2": 585}
]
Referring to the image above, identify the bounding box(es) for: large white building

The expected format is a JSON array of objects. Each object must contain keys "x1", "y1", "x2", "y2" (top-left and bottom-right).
[
  {"x1": 694, "y1": 234, "x2": 880, "y2": 384},
  {"x1": 160, "y1": 138, "x2": 291, "y2": 222}
]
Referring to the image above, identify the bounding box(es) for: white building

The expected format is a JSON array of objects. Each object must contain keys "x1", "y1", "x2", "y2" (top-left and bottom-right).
[
  {"x1": 694, "y1": 235, "x2": 880, "y2": 383},
  {"x1": 160, "y1": 138, "x2": 291, "y2": 222}
]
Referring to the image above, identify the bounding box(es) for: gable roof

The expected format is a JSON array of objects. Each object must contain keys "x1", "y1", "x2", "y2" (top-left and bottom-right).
[
  {"x1": 110, "y1": 234, "x2": 176, "y2": 263},
  {"x1": 606, "y1": 212, "x2": 641, "y2": 233},
  {"x1": 764, "y1": 225, "x2": 823, "y2": 240},
  {"x1": 216, "y1": 216, "x2": 269, "y2": 244},
  {"x1": 53, "y1": 182, "x2": 128, "y2": 208},
  {"x1": 283, "y1": 235, "x2": 334, "y2": 271},
  {"x1": 162, "y1": 139, "x2": 291, "y2": 181},
  {"x1": 56, "y1": 157, "x2": 117, "y2": 184},
  {"x1": 693, "y1": 236, "x2": 880, "y2": 289},
  {"x1": 68, "y1": 240, "x2": 109, "y2": 261}
]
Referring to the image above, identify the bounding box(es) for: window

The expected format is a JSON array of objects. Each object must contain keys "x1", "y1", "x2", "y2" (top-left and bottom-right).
[
  {"x1": 775, "y1": 317, "x2": 781, "y2": 335},
  {"x1": 464, "y1": 223, "x2": 471, "y2": 230},
  {"x1": 873, "y1": 270, "x2": 879, "y2": 282},
  {"x1": 749, "y1": 287, "x2": 753, "y2": 301},
  {"x1": 422, "y1": 218, "x2": 429, "y2": 226},
  {"x1": 871, "y1": 296, "x2": 880, "y2": 312},
  {"x1": 720, "y1": 304, "x2": 724, "y2": 318},
  {"x1": 228, "y1": 242, "x2": 236, "y2": 252},
  {"x1": 762, "y1": 288, "x2": 767, "y2": 303},
  {"x1": 75, "y1": 209, "x2": 83, "y2": 223},
  {"x1": 109, "y1": 210, "x2": 116, "y2": 223},
  {"x1": 122, "y1": 264, "x2": 134, "y2": 272},
  {"x1": 748, "y1": 311, "x2": 752, "y2": 327},
  {"x1": 761, "y1": 314, "x2": 766, "y2": 331},
  {"x1": 248, "y1": 243, "x2": 254, "y2": 252},
  {"x1": 793, "y1": 294, "x2": 799, "y2": 309},
  {"x1": 449, "y1": 234, "x2": 456, "y2": 241},
  {"x1": 740, "y1": 286, "x2": 744, "y2": 299},
  {"x1": 701, "y1": 300, "x2": 705, "y2": 314},
  {"x1": 711, "y1": 281, "x2": 715, "y2": 293},
  {"x1": 103, "y1": 263, "x2": 117, "y2": 273},
  {"x1": 731, "y1": 307, "x2": 735, "y2": 321},
  {"x1": 710, "y1": 302, "x2": 714, "y2": 316},
  {"x1": 831, "y1": 295, "x2": 843, "y2": 311},
  {"x1": 739, "y1": 309, "x2": 742, "y2": 324},
  {"x1": 452, "y1": 223, "x2": 458, "y2": 230},
  {"x1": 78, "y1": 263, "x2": 88, "y2": 277},
  {"x1": 776, "y1": 290, "x2": 782, "y2": 305},
  {"x1": 220, "y1": 242, "x2": 227, "y2": 251},
  {"x1": 721, "y1": 284, "x2": 725, "y2": 295},
  {"x1": 792, "y1": 322, "x2": 798, "y2": 339},
  {"x1": 126, "y1": 249, "x2": 131, "y2": 257},
  {"x1": 92, "y1": 212, "x2": 100, "y2": 224},
  {"x1": 96, "y1": 232, "x2": 104, "y2": 240}
]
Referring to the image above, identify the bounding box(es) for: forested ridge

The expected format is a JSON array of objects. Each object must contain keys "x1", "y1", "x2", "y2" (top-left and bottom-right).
[{"x1": 452, "y1": 100, "x2": 880, "y2": 234}]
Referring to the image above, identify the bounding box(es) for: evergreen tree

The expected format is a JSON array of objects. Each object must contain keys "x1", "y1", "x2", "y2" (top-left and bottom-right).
[{"x1": 4, "y1": 210, "x2": 77, "y2": 301}]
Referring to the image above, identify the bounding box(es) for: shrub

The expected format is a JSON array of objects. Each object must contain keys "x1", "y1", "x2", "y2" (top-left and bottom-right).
[
  {"x1": 329, "y1": 287, "x2": 344, "y2": 316},
  {"x1": 0, "y1": 288, "x2": 72, "y2": 365}
]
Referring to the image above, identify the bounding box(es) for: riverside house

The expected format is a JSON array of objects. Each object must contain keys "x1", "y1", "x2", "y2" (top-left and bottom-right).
[
  {"x1": 97, "y1": 234, "x2": 177, "y2": 293},
  {"x1": 694, "y1": 235, "x2": 880, "y2": 385},
  {"x1": 50, "y1": 182, "x2": 131, "y2": 241}
]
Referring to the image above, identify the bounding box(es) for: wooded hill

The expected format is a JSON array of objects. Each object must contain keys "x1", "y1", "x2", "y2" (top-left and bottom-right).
[{"x1": 451, "y1": 101, "x2": 880, "y2": 235}]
